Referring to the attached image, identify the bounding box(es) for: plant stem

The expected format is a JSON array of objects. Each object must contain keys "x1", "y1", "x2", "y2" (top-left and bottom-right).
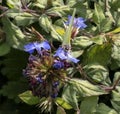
[
  {"x1": 101, "y1": 77, "x2": 120, "y2": 92},
  {"x1": 62, "y1": 8, "x2": 76, "y2": 48},
  {"x1": 104, "y1": 0, "x2": 110, "y2": 14},
  {"x1": 112, "y1": 77, "x2": 120, "y2": 89}
]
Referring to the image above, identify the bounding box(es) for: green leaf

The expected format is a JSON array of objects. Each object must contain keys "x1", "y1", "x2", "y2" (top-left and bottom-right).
[
  {"x1": 0, "y1": 43, "x2": 10, "y2": 56},
  {"x1": 95, "y1": 103, "x2": 118, "y2": 114},
  {"x1": 111, "y1": 36, "x2": 120, "y2": 69},
  {"x1": 73, "y1": 36, "x2": 93, "y2": 48},
  {"x1": 113, "y1": 72, "x2": 120, "y2": 84},
  {"x1": 46, "y1": 6, "x2": 70, "y2": 17},
  {"x1": 0, "y1": 80, "x2": 28, "y2": 103},
  {"x1": 39, "y1": 14, "x2": 52, "y2": 33},
  {"x1": 66, "y1": 0, "x2": 78, "y2": 7},
  {"x1": 2, "y1": 17, "x2": 26, "y2": 50},
  {"x1": 111, "y1": 86, "x2": 120, "y2": 112},
  {"x1": 109, "y1": 27, "x2": 120, "y2": 34},
  {"x1": 91, "y1": 35, "x2": 105, "y2": 45},
  {"x1": 92, "y1": 3, "x2": 106, "y2": 33},
  {"x1": 93, "y1": 3, "x2": 105, "y2": 24},
  {"x1": 6, "y1": 10, "x2": 37, "y2": 26},
  {"x1": 1, "y1": 49, "x2": 28, "y2": 80},
  {"x1": 83, "y1": 44, "x2": 112, "y2": 66},
  {"x1": 19, "y1": 91, "x2": 39, "y2": 105},
  {"x1": 33, "y1": 0, "x2": 47, "y2": 9},
  {"x1": 71, "y1": 50, "x2": 84, "y2": 58},
  {"x1": 110, "y1": 0, "x2": 120, "y2": 10},
  {"x1": 70, "y1": 79, "x2": 106, "y2": 97},
  {"x1": 55, "y1": 97, "x2": 72, "y2": 109},
  {"x1": 7, "y1": 0, "x2": 21, "y2": 8},
  {"x1": 111, "y1": 101, "x2": 120, "y2": 113},
  {"x1": 15, "y1": 13, "x2": 37, "y2": 26},
  {"x1": 74, "y1": 2, "x2": 87, "y2": 18},
  {"x1": 6, "y1": 9, "x2": 20, "y2": 17},
  {"x1": 62, "y1": 79, "x2": 106, "y2": 109},
  {"x1": 84, "y1": 64, "x2": 110, "y2": 85},
  {"x1": 57, "y1": 106, "x2": 66, "y2": 114},
  {"x1": 51, "y1": 25, "x2": 64, "y2": 41},
  {"x1": 62, "y1": 83, "x2": 79, "y2": 110},
  {"x1": 100, "y1": 18, "x2": 112, "y2": 32},
  {"x1": 80, "y1": 96, "x2": 98, "y2": 114}
]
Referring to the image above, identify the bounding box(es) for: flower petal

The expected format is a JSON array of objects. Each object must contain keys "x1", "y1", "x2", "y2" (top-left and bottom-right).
[
  {"x1": 40, "y1": 41, "x2": 51, "y2": 50},
  {"x1": 67, "y1": 53, "x2": 80, "y2": 63},
  {"x1": 54, "y1": 47, "x2": 67, "y2": 60},
  {"x1": 65, "y1": 15, "x2": 87, "y2": 29},
  {"x1": 54, "y1": 47, "x2": 79, "y2": 63},
  {"x1": 24, "y1": 41, "x2": 51, "y2": 54},
  {"x1": 24, "y1": 43, "x2": 36, "y2": 54}
]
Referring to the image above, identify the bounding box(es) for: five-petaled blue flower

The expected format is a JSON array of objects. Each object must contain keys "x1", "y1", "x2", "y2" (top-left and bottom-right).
[
  {"x1": 24, "y1": 41, "x2": 50, "y2": 54},
  {"x1": 54, "y1": 47, "x2": 79, "y2": 63},
  {"x1": 65, "y1": 15, "x2": 87, "y2": 29}
]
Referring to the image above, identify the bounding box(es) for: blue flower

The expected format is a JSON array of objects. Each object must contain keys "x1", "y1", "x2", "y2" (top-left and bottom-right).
[
  {"x1": 65, "y1": 15, "x2": 87, "y2": 29},
  {"x1": 53, "y1": 60, "x2": 64, "y2": 69},
  {"x1": 51, "y1": 93, "x2": 58, "y2": 98},
  {"x1": 36, "y1": 76, "x2": 43, "y2": 83},
  {"x1": 54, "y1": 47, "x2": 79, "y2": 63},
  {"x1": 52, "y1": 81, "x2": 59, "y2": 87},
  {"x1": 24, "y1": 41, "x2": 50, "y2": 54}
]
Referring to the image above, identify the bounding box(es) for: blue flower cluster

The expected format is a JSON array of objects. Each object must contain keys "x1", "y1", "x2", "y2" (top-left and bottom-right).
[
  {"x1": 23, "y1": 14, "x2": 87, "y2": 98},
  {"x1": 23, "y1": 40, "x2": 79, "y2": 98},
  {"x1": 24, "y1": 41, "x2": 79, "y2": 69}
]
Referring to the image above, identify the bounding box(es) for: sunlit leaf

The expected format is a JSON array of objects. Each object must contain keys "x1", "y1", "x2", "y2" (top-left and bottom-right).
[
  {"x1": 91, "y1": 35, "x2": 105, "y2": 45},
  {"x1": 46, "y1": 6, "x2": 70, "y2": 17},
  {"x1": 62, "y1": 79, "x2": 106, "y2": 109},
  {"x1": 39, "y1": 14, "x2": 52, "y2": 33},
  {"x1": 93, "y1": 3, "x2": 105, "y2": 24},
  {"x1": 109, "y1": 27, "x2": 120, "y2": 34},
  {"x1": 7, "y1": 0, "x2": 21, "y2": 8},
  {"x1": 55, "y1": 97, "x2": 72, "y2": 109},
  {"x1": 6, "y1": 11, "x2": 37, "y2": 26},
  {"x1": 84, "y1": 64, "x2": 110, "y2": 85},
  {"x1": 33, "y1": 0, "x2": 47, "y2": 9},
  {"x1": 2, "y1": 17, "x2": 26, "y2": 50},
  {"x1": 62, "y1": 83, "x2": 79, "y2": 110},
  {"x1": 73, "y1": 36, "x2": 93, "y2": 48},
  {"x1": 19, "y1": 91, "x2": 39, "y2": 105}
]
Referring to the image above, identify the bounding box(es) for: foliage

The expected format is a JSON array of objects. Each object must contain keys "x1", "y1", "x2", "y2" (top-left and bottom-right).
[{"x1": 0, "y1": 0, "x2": 120, "y2": 114}]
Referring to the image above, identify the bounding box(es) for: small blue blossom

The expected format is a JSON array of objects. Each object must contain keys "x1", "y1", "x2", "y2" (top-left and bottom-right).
[
  {"x1": 36, "y1": 76, "x2": 43, "y2": 83},
  {"x1": 53, "y1": 60, "x2": 64, "y2": 69},
  {"x1": 51, "y1": 93, "x2": 58, "y2": 98},
  {"x1": 53, "y1": 81, "x2": 59, "y2": 87},
  {"x1": 54, "y1": 47, "x2": 79, "y2": 63},
  {"x1": 65, "y1": 15, "x2": 87, "y2": 29},
  {"x1": 24, "y1": 41, "x2": 50, "y2": 54}
]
